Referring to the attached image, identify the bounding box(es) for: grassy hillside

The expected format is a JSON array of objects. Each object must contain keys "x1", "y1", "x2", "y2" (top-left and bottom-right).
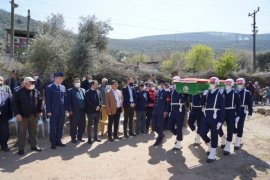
[
  {"x1": 108, "y1": 32, "x2": 270, "y2": 55},
  {"x1": 0, "y1": 9, "x2": 40, "y2": 40}
]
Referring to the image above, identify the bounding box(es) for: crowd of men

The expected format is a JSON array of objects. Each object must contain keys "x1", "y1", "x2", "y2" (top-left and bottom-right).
[
  {"x1": 246, "y1": 80, "x2": 270, "y2": 105},
  {"x1": 0, "y1": 70, "x2": 257, "y2": 163}
]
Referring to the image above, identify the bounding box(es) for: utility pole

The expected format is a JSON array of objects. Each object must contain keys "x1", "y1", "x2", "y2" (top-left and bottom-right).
[
  {"x1": 10, "y1": 0, "x2": 18, "y2": 58},
  {"x1": 248, "y1": 7, "x2": 260, "y2": 72},
  {"x1": 26, "y1": 9, "x2": 30, "y2": 46}
]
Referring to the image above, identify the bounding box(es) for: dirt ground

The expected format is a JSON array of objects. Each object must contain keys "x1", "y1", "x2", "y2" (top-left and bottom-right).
[{"x1": 0, "y1": 109, "x2": 270, "y2": 180}]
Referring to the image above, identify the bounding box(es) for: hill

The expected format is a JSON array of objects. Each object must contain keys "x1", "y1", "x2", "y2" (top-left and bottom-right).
[
  {"x1": 1, "y1": 9, "x2": 270, "y2": 55},
  {"x1": 108, "y1": 32, "x2": 270, "y2": 55},
  {"x1": 0, "y1": 9, "x2": 40, "y2": 40}
]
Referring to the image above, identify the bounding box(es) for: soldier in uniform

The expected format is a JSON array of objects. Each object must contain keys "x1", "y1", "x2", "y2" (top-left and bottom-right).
[
  {"x1": 234, "y1": 78, "x2": 253, "y2": 150},
  {"x1": 188, "y1": 94, "x2": 204, "y2": 146},
  {"x1": 218, "y1": 79, "x2": 241, "y2": 155},
  {"x1": 167, "y1": 76, "x2": 188, "y2": 150},
  {"x1": 45, "y1": 72, "x2": 68, "y2": 149},
  {"x1": 152, "y1": 80, "x2": 170, "y2": 146},
  {"x1": 200, "y1": 77, "x2": 225, "y2": 163}
]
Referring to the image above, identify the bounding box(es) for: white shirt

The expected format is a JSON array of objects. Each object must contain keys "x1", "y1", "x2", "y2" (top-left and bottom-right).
[
  {"x1": 112, "y1": 89, "x2": 121, "y2": 108},
  {"x1": 128, "y1": 85, "x2": 134, "y2": 103}
]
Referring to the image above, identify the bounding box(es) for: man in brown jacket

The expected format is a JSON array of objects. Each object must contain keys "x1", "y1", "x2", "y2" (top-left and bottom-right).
[{"x1": 106, "y1": 80, "x2": 123, "y2": 141}]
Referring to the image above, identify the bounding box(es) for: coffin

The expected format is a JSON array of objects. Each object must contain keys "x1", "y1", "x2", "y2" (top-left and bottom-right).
[{"x1": 176, "y1": 78, "x2": 226, "y2": 95}]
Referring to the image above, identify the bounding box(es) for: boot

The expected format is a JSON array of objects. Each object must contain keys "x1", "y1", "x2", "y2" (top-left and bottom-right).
[
  {"x1": 234, "y1": 137, "x2": 242, "y2": 150},
  {"x1": 206, "y1": 142, "x2": 211, "y2": 155},
  {"x1": 194, "y1": 132, "x2": 201, "y2": 146},
  {"x1": 221, "y1": 135, "x2": 227, "y2": 149},
  {"x1": 174, "y1": 141, "x2": 182, "y2": 150},
  {"x1": 207, "y1": 148, "x2": 216, "y2": 163},
  {"x1": 224, "y1": 141, "x2": 231, "y2": 155}
]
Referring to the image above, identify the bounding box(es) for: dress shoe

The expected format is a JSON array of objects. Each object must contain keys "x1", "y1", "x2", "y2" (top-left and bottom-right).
[
  {"x1": 78, "y1": 138, "x2": 85, "y2": 142},
  {"x1": 56, "y1": 142, "x2": 66, "y2": 147},
  {"x1": 124, "y1": 134, "x2": 129, "y2": 138},
  {"x1": 31, "y1": 146, "x2": 42, "y2": 152},
  {"x1": 1, "y1": 147, "x2": 10, "y2": 152},
  {"x1": 108, "y1": 137, "x2": 114, "y2": 142},
  {"x1": 88, "y1": 139, "x2": 93, "y2": 144},
  {"x1": 94, "y1": 138, "x2": 101, "y2": 142},
  {"x1": 71, "y1": 139, "x2": 77, "y2": 144},
  {"x1": 153, "y1": 140, "x2": 162, "y2": 146},
  {"x1": 129, "y1": 132, "x2": 136, "y2": 137},
  {"x1": 18, "y1": 149, "x2": 25, "y2": 156},
  {"x1": 207, "y1": 158, "x2": 215, "y2": 163},
  {"x1": 51, "y1": 145, "x2": 56, "y2": 149},
  {"x1": 114, "y1": 136, "x2": 122, "y2": 140}
]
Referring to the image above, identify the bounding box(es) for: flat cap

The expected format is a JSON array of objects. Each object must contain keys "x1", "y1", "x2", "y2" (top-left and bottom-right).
[{"x1": 24, "y1": 77, "x2": 36, "y2": 82}]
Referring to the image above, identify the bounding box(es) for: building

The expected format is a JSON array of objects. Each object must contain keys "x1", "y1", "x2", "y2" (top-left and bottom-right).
[{"x1": 5, "y1": 29, "x2": 36, "y2": 53}]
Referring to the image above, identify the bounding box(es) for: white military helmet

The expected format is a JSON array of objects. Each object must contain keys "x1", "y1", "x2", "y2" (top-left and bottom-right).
[
  {"x1": 236, "y1": 78, "x2": 245, "y2": 85},
  {"x1": 172, "y1": 76, "x2": 181, "y2": 83},
  {"x1": 225, "y1": 78, "x2": 235, "y2": 86},
  {"x1": 209, "y1": 77, "x2": 220, "y2": 85}
]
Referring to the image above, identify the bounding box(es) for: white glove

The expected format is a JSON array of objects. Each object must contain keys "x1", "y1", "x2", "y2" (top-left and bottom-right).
[
  {"x1": 235, "y1": 117, "x2": 240, "y2": 129},
  {"x1": 247, "y1": 115, "x2": 252, "y2": 121},
  {"x1": 203, "y1": 90, "x2": 208, "y2": 96},
  {"x1": 216, "y1": 122, "x2": 222, "y2": 130}
]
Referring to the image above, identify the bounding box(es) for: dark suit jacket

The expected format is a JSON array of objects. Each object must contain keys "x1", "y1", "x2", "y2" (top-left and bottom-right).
[
  {"x1": 0, "y1": 90, "x2": 12, "y2": 121},
  {"x1": 81, "y1": 80, "x2": 91, "y2": 91},
  {"x1": 67, "y1": 87, "x2": 86, "y2": 112},
  {"x1": 4, "y1": 78, "x2": 20, "y2": 93},
  {"x1": 45, "y1": 83, "x2": 68, "y2": 115},
  {"x1": 85, "y1": 89, "x2": 103, "y2": 113},
  {"x1": 122, "y1": 86, "x2": 137, "y2": 108},
  {"x1": 135, "y1": 90, "x2": 149, "y2": 111},
  {"x1": 12, "y1": 87, "x2": 42, "y2": 118}
]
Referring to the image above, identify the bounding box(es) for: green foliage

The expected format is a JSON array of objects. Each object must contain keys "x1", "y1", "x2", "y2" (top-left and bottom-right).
[
  {"x1": 160, "y1": 59, "x2": 172, "y2": 73},
  {"x1": 69, "y1": 16, "x2": 112, "y2": 77},
  {"x1": 256, "y1": 52, "x2": 270, "y2": 72},
  {"x1": 184, "y1": 44, "x2": 214, "y2": 73},
  {"x1": 28, "y1": 34, "x2": 71, "y2": 79},
  {"x1": 235, "y1": 50, "x2": 252, "y2": 72},
  {"x1": 27, "y1": 14, "x2": 75, "y2": 79},
  {"x1": 214, "y1": 50, "x2": 237, "y2": 78},
  {"x1": 125, "y1": 54, "x2": 150, "y2": 64},
  {"x1": 160, "y1": 51, "x2": 185, "y2": 74}
]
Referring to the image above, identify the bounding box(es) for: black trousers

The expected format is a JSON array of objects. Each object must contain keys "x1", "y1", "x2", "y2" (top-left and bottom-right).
[
  {"x1": 123, "y1": 106, "x2": 134, "y2": 134},
  {"x1": 108, "y1": 108, "x2": 121, "y2": 137},
  {"x1": 87, "y1": 112, "x2": 100, "y2": 140},
  {"x1": 146, "y1": 107, "x2": 153, "y2": 132},
  {"x1": 70, "y1": 109, "x2": 86, "y2": 140},
  {"x1": 0, "y1": 117, "x2": 9, "y2": 149}
]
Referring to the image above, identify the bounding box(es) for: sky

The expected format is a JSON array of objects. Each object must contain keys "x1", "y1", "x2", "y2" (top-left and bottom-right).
[{"x1": 0, "y1": 0, "x2": 269, "y2": 39}]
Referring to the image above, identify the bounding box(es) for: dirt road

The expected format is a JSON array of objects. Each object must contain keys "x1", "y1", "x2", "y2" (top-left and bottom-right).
[{"x1": 0, "y1": 112, "x2": 269, "y2": 180}]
